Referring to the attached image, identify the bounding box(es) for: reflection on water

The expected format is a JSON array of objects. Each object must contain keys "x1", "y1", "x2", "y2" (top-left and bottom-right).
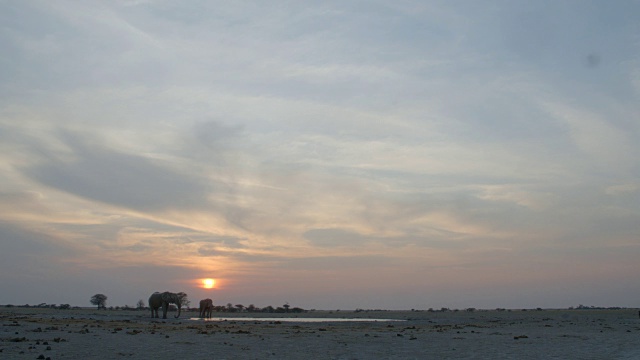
[{"x1": 189, "y1": 317, "x2": 405, "y2": 322}]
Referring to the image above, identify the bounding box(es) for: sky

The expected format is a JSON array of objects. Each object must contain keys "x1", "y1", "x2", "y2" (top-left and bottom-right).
[{"x1": 1, "y1": 0, "x2": 639, "y2": 311}]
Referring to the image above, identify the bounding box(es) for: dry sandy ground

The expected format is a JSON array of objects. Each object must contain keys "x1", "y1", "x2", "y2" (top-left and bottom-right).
[{"x1": 2, "y1": 307, "x2": 640, "y2": 359}]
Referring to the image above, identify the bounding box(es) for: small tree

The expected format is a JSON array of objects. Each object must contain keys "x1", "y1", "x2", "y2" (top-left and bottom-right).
[
  {"x1": 177, "y1": 292, "x2": 189, "y2": 308},
  {"x1": 90, "y1": 294, "x2": 108, "y2": 309},
  {"x1": 136, "y1": 299, "x2": 145, "y2": 310}
]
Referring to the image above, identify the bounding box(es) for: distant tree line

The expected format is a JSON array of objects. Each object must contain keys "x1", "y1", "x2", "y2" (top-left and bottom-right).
[
  {"x1": 17, "y1": 293, "x2": 622, "y2": 313},
  {"x1": 4, "y1": 291, "x2": 310, "y2": 312},
  {"x1": 570, "y1": 304, "x2": 625, "y2": 310},
  {"x1": 185, "y1": 302, "x2": 305, "y2": 313},
  {"x1": 221, "y1": 302, "x2": 304, "y2": 313},
  {"x1": 1, "y1": 301, "x2": 631, "y2": 312},
  {"x1": 3, "y1": 303, "x2": 78, "y2": 309}
]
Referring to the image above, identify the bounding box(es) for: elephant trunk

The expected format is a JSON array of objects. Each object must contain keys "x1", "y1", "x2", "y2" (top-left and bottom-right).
[{"x1": 175, "y1": 305, "x2": 181, "y2": 318}]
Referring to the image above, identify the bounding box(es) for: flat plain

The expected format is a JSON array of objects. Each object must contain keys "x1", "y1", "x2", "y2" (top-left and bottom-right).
[{"x1": 2, "y1": 307, "x2": 640, "y2": 359}]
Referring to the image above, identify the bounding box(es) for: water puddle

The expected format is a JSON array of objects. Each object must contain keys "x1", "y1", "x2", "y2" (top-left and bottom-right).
[{"x1": 189, "y1": 317, "x2": 405, "y2": 322}]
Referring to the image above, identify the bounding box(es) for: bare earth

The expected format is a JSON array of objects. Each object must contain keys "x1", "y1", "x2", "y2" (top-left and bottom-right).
[{"x1": 2, "y1": 307, "x2": 640, "y2": 359}]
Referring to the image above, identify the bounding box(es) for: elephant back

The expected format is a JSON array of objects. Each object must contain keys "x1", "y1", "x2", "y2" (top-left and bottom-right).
[
  {"x1": 149, "y1": 292, "x2": 162, "y2": 302},
  {"x1": 160, "y1": 291, "x2": 177, "y2": 303}
]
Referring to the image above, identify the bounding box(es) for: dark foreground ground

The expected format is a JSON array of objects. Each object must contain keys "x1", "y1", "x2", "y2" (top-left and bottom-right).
[{"x1": 2, "y1": 307, "x2": 640, "y2": 359}]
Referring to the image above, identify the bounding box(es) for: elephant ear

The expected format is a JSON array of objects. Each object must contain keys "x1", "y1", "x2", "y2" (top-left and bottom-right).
[{"x1": 161, "y1": 292, "x2": 175, "y2": 302}]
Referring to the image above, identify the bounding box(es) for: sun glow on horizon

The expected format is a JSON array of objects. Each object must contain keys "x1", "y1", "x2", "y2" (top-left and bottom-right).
[{"x1": 203, "y1": 278, "x2": 215, "y2": 289}]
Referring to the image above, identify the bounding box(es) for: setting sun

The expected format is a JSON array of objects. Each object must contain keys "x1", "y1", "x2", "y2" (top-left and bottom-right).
[{"x1": 203, "y1": 278, "x2": 215, "y2": 289}]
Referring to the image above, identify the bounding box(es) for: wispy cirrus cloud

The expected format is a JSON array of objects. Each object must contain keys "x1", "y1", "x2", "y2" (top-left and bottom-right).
[{"x1": 0, "y1": 0, "x2": 639, "y2": 309}]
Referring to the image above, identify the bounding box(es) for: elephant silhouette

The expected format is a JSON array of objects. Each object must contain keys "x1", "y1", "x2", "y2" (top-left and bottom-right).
[
  {"x1": 199, "y1": 298, "x2": 214, "y2": 319},
  {"x1": 148, "y1": 291, "x2": 186, "y2": 319}
]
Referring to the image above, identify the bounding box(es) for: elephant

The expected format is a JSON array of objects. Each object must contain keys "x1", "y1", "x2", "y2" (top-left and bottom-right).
[
  {"x1": 149, "y1": 291, "x2": 186, "y2": 319},
  {"x1": 199, "y1": 298, "x2": 213, "y2": 319}
]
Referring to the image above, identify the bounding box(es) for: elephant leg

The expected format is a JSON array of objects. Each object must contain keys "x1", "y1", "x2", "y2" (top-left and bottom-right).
[{"x1": 162, "y1": 302, "x2": 169, "y2": 319}]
